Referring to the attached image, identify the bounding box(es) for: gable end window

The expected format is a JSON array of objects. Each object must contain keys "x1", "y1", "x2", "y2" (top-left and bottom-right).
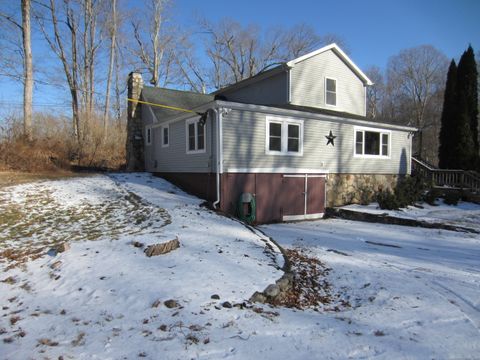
[
  {"x1": 325, "y1": 77, "x2": 337, "y2": 106},
  {"x1": 145, "y1": 126, "x2": 152, "y2": 146},
  {"x1": 354, "y1": 127, "x2": 390, "y2": 158},
  {"x1": 161, "y1": 125, "x2": 169, "y2": 147},
  {"x1": 186, "y1": 118, "x2": 206, "y2": 154},
  {"x1": 266, "y1": 116, "x2": 303, "y2": 156}
]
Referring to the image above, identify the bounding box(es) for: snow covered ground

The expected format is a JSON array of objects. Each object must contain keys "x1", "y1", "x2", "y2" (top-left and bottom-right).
[
  {"x1": 261, "y1": 219, "x2": 480, "y2": 359},
  {"x1": 343, "y1": 201, "x2": 480, "y2": 231},
  {"x1": 0, "y1": 173, "x2": 284, "y2": 359},
  {"x1": 1, "y1": 173, "x2": 479, "y2": 359}
]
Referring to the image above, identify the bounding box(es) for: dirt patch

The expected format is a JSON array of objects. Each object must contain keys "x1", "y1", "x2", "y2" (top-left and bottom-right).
[
  {"x1": 253, "y1": 248, "x2": 351, "y2": 312},
  {"x1": 0, "y1": 178, "x2": 171, "y2": 269}
]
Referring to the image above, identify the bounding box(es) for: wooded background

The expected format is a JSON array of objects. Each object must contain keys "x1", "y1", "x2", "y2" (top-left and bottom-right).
[{"x1": 0, "y1": 0, "x2": 478, "y2": 171}]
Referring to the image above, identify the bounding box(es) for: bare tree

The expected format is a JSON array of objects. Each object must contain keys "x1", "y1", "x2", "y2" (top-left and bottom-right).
[
  {"x1": 80, "y1": 0, "x2": 101, "y2": 119},
  {"x1": 386, "y1": 45, "x2": 448, "y2": 161},
  {"x1": 365, "y1": 66, "x2": 384, "y2": 120},
  {"x1": 175, "y1": 34, "x2": 208, "y2": 93},
  {"x1": 35, "y1": 0, "x2": 81, "y2": 140},
  {"x1": 103, "y1": 0, "x2": 116, "y2": 136},
  {"x1": 131, "y1": 0, "x2": 176, "y2": 87},
  {"x1": 201, "y1": 19, "x2": 281, "y2": 88},
  {"x1": 197, "y1": 18, "x2": 343, "y2": 90},
  {"x1": 0, "y1": 1, "x2": 33, "y2": 140},
  {"x1": 22, "y1": 0, "x2": 33, "y2": 141}
]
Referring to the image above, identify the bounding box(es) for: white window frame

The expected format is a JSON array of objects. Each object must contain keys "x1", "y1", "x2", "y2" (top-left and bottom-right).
[
  {"x1": 353, "y1": 126, "x2": 391, "y2": 159},
  {"x1": 185, "y1": 118, "x2": 206, "y2": 154},
  {"x1": 325, "y1": 77, "x2": 337, "y2": 107},
  {"x1": 265, "y1": 116, "x2": 304, "y2": 156},
  {"x1": 145, "y1": 126, "x2": 152, "y2": 146},
  {"x1": 161, "y1": 124, "x2": 169, "y2": 148}
]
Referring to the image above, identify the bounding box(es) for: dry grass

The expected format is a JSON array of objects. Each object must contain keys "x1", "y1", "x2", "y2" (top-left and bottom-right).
[
  {"x1": 0, "y1": 171, "x2": 81, "y2": 189},
  {"x1": 0, "y1": 112, "x2": 127, "y2": 172}
]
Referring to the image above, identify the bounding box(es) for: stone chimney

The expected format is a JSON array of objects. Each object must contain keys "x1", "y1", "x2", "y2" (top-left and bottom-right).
[{"x1": 126, "y1": 72, "x2": 145, "y2": 171}]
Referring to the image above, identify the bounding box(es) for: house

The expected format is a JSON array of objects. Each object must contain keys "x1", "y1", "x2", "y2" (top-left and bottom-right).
[{"x1": 126, "y1": 43, "x2": 415, "y2": 223}]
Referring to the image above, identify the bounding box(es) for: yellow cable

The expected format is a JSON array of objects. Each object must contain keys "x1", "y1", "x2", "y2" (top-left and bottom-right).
[{"x1": 127, "y1": 98, "x2": 197, "y2": 114}]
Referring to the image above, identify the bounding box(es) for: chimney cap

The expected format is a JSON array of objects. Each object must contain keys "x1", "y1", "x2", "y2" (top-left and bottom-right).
[{"x1": 129, "y1": 71, "x2": 143, "y2": 80}]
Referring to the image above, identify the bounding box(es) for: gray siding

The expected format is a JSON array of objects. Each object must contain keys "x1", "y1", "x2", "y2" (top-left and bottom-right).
[
  {"x1": 221, "y1": 72, "x2": 288, "y2": 105},
  {"x1": 144, "y1": 112, "x2": 216, "y2": 173},
  {"x1": 222, "y1": 109, "x2": 411, "y2": 175},
  {"x1": 290, "y1": 50, "x2": 366, "y2": 116}
]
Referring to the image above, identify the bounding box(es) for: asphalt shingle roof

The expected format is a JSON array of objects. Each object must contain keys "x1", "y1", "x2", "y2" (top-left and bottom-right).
[{"x1": 141, "y1": 86, "x2": 214, "y2": 119}]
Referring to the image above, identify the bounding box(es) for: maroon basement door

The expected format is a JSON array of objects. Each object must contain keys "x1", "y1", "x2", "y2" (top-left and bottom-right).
[{"x1": 282, "y1": 174, "x2": 326, "y2": 221}]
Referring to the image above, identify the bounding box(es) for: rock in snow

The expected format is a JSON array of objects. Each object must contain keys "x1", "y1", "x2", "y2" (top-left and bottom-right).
[
  {"x1": 144, "y1": 237, "x2": 180, "y2": 257},
  {"x1": 163, "y1": 299, "x2": 180, "y2": 309}
]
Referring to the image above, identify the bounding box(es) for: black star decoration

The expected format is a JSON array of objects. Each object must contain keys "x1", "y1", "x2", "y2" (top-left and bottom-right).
[{"x1": 325, "y1": 130, "x2": 336, "y2": 146}]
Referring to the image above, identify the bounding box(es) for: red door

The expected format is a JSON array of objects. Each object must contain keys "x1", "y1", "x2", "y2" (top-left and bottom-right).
[
  {"x1": 306, "y1": 176, "x2": 326, "y2": 216},
  {"x1": 282, "y1": 174, "x2": 326, "y2": 221},
  {"x1": 281, "y1": 176, "x2": 305, "y2": 219}
]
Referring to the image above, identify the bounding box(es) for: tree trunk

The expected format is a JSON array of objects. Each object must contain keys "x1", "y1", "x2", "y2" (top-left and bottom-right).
[
  {"x1": 68, "y1": 6, "x2": 81, "y2": 142},
  {"x1": 103, "y1": 0, "x2": 116, "y2": 138},
  {"x1": 114, "y1": 45, "x2": 122, "y2": 129},
  {"x1": 21, "y1": 0, "x2": 33, "y2": 141}
]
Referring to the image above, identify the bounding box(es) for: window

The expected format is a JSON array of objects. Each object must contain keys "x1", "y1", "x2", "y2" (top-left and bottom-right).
[
  {"x1": 186, "y1": 118, "x2": 206, "y2": 153},
  {"x1": 161, "y1": 125, "x2": 169, "y2": 147},
  {"x1": 354, "y1": 126, "x2": 390, "y2": 158},
  {"x1": 325, "y1": 77, "x2": 336, "y2": 106},
  {"x1": 266, "y1": 116, "x2": 303, "y2": 156},
  {"x1": 145, "y1": 126, "x2": 152, "y2": 146},
  {"x1": 269, "y1": 122, "x2": 282, "y2": 151}
]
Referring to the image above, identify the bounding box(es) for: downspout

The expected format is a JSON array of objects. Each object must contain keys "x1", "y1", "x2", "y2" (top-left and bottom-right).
[{"x1": 212, "y1": 107, "x2": 223, "y2": 209}]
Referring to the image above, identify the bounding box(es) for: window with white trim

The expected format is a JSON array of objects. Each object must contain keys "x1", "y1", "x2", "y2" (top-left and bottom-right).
[
  {"x1": 325, "y1": 77, "x2": 337, "y2": 106},
  {"x1": 266, "y1": 116, "x2": 303, "y2": 156},
  {"x1": 354, "y1": 127, "x2": 390, "y2": 157},
  {"x1": 145, "y1": 126, "x2": 152, "y2": 146},
  {"x1": 186, "y1": 118, "x2": 206, "y2": 153},
  {"x1": 161, "y1": 125, "x2": 169, "y2": 147}
]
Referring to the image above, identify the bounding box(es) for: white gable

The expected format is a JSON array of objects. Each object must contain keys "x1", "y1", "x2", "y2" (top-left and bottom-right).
[{"x1": 287, "y1": 43, "x2": 373, "y2": 86}]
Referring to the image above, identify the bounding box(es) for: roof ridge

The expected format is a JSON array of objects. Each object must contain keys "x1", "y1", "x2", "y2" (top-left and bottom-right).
[{"x1": 143, "y1": 86, "x2": 213, "y2": 97}]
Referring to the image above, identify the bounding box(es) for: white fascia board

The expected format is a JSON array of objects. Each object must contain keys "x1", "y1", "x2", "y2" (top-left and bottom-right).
[
  {"x1": 287, "y1": 43, "x2": 374, "y2": 86},
  {"x1": 215, "y1": 100, "x2": 417, "y2": 133}
]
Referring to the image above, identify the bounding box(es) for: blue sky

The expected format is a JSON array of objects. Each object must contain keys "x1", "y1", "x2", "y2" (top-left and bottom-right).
[
  {"x1": 0, "y1": 0, "x2": 478, "y2": 118},
  {"x1": 173, "y1": 0, "x2": 479, "y2": 70}
]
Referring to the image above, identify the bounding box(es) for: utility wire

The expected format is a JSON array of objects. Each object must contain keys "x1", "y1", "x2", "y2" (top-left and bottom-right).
[
  {"x1": 126, "y1": 98, "x2": 198, "y2": 114},
  {"x1": 126, "y1": 98, "x2": 208, "y2": 122}
]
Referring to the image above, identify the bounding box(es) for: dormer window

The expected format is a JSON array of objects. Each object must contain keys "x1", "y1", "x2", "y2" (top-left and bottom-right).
[{"x1": 325, "y1": 77, "x2": 337, "y2": 106}]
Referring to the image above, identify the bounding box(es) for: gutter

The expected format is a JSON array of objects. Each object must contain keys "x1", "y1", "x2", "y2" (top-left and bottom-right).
[{"x1": 212, "y1": 107, "x2": 224, "y2": 209}]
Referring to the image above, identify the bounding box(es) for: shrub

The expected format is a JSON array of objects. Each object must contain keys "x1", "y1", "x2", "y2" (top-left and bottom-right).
[
  {"x1": 394, "y1": 175, "x2": 429, "y2": 207},
  {"x1": 376, "y1": 189, "x2": 400, "y2": 210},
  {"x1": 444, "y1": 191, "x2": 461, "y2": 205},
  {"x1": 423, "y1": 189, "x2": 441, "y2": 206},
  {"x1": 376, "y1": 175, "x2": 431, "y2": 210},
  {"x1": 358, "y1": 186, "x2": 374, "y2": 205}
]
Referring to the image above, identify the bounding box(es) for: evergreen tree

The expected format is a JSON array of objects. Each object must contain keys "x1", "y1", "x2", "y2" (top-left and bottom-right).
[
  {"x1": 453, "y1": 94, "x2": 476, "y2": 169},
  {"x1": 456, "y1": 46, "x2": 479, "y2": 167},
  {"x1": 439, "y1": 60, "x2": 457, "y2": 168}
]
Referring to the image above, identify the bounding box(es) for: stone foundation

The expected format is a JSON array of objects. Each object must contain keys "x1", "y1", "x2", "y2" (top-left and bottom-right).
[{"x1": 326, "y1": 174, "x2": 401, "y2": 207}]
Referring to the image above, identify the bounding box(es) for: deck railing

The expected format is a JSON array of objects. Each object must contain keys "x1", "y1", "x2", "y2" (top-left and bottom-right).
[{"x1": 412, "y1": 157, "x2": 480, "y2": 193}]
